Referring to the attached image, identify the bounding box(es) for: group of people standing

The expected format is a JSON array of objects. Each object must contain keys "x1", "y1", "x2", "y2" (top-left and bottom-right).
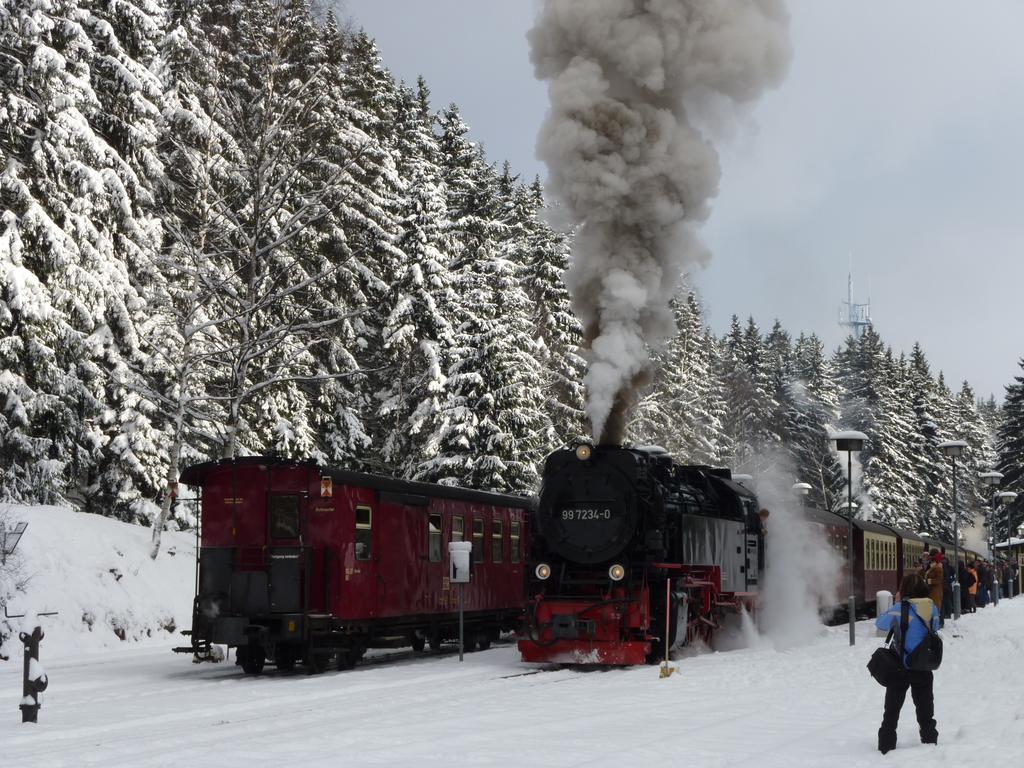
[{"x1": 921, "y1": 547, "x2": 1018, "y2": 623}]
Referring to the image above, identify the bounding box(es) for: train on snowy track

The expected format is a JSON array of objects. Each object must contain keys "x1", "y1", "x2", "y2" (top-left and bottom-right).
[
  {"x1": 175, "y1": 457, "x2": 533, "y2": 674},
  {"x1": 516, "y1": 443, "x2": 989, "y2": 666},
  {"x1": 174, "y1": 449, "x2": 987, "y2": 674}
]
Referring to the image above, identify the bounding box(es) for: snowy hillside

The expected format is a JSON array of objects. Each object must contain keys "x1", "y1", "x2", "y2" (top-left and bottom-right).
[{"x1": 0, "y1": 505, "x2": 195, "y2": 659}]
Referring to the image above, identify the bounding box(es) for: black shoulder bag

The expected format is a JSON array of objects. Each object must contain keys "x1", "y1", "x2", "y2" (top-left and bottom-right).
[
  {"x1": 867, "y1": 602, "x2": 908, "y2": 687},
  {"x1": 906, "y1": 607, "x2": 943, "y2": 671}
]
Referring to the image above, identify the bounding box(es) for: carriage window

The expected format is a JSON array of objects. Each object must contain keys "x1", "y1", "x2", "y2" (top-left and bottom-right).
[
  {"x1": 269, "y1": 496, "x2": 300, "y2": 539},
  {"x1": 472, "y1": 518, "x2": 484, "y2": 563},
  {"x1": 452, "y1": 516, "x2": 464, "y2": 542},
  {"x1": 492, "y1": 519, "x2": 503, "y2": 563},
  {"x1": 355, "y1": 506, "x2": 372, "y2": 561},
  {"x1": 428, "y1": 513, "x2": 442, "y2": 562},
  {"x1": 510, "y1": 521, "x2": 520, "y2": 564}
]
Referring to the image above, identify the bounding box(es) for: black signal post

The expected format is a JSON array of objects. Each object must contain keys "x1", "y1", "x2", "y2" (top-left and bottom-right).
[{"x1": 19, "y1": 623, "x2": 48, "y2": 723}]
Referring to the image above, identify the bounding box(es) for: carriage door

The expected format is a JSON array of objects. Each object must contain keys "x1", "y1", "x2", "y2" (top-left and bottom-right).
[
  {"x1": 267, "y1": 494, "x2": 304, "y2": 613},
  {"x1": 342, "y1": 502, "x2": 378, "y2": 619}
]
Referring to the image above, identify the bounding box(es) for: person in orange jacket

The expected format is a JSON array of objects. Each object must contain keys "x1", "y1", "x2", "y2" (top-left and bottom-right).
[{"x1": 966, "y1": 562, "x2": 979, "y2": 613}]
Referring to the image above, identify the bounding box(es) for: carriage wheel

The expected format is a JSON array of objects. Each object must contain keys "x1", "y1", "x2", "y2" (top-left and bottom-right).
[
  {"x1": 336, "y1": 648, "x2": 357, "y2": 670},
  {"x1": 687, "y1": 613, "x2": 717, "y2": 648},
  {"x1": 274, "y1": 645, "x2": 297, "y2": 672},
  {"x1": 238, "y1": 644, "x2": 265, "y2": 675},
  {"x1": 307, "y1": 652, "x2": 331, "y2": 674}
]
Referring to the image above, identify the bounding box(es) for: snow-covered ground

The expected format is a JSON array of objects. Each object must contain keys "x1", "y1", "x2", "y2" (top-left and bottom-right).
[
  {"x1": 2, "y1": 505, "x2": 1023, "y2": 767},
  {"x1": 0, "y1": 599, "x2": 1021, "y2": 766}
]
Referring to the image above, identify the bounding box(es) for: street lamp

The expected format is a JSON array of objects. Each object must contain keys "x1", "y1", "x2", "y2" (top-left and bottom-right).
[
  {"x1": 938, "y1": 440, "x2": 968, "y2": 620},
  {"x1": 832, "y1": 430, "x2": 866, "y2": 646},
  {"x1": 979, "y1": 471, "x2": 1004, "y2": 605},
  {"x1": 732, "y1": 473, "x2": 753, "y2": 489},
  {"x1": 997, "y1": 491, "x2": 1018, "y2": 597}
]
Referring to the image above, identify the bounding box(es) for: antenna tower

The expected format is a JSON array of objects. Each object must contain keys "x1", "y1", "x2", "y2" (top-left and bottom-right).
[{"x1": 839, "y1": 271, "x2": 871, "y2": 338}]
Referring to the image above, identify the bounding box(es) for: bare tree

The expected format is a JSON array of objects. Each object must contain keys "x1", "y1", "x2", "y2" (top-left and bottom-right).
[{"x1": 145, "y1": 6, "x2": 367, "y2": 557}]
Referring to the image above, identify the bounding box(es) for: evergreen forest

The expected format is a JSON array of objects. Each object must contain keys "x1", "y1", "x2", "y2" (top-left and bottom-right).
[{"x1": 2, "y1": 1, "x2": 1023, "y2": 547}]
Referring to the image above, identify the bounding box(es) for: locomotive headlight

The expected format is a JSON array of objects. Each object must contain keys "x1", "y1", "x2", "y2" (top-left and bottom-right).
[
  {"x1": 535, "y1": 563, "x2": 552, "y2": 580},
  {"x1": 574, "y1": 443, "x2": 593, "y2": 461},
  {"x1": 608, "y1": 563, "x2": 625, "y2": 581}
]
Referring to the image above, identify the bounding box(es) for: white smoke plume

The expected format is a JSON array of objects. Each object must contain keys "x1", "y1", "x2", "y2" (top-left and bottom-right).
[
  {"x1": 756, "y1": 471, "x2": 844, "y2": 649},
  {"x1": 716, "y1": 450, "x2": 843, "y2": 651},
  {"x1": 529, "y1": 0, "x2": 791, "y2": 443}
]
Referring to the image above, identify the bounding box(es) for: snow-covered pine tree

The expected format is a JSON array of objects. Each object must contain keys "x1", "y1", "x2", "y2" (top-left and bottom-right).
[
  {"x1": 719, "y1": 316, "x2": 780, "y2": 478},
  {"x1": 422, "y1": 144, "x2": 547, "y2": 493},
  {"x1": 356, "y1": 72, "x2": 447, "y2": 475},
  {"x1": 375, "y1": 166, "x2": 457, "y2": 476},
  {"x1": 519, "y1": 177, "x2": 586, "y2": 445},
  {"x1": 906, "y1": 345, "x2": 961, "y2": 538},
  {"x1": 996, "y1": 359, "x2": 1024, "y2": 538},
  {"x1": 954, "y1": 380, "x2": 999, "y2": 540},
  {"x1": 865, "y1": 349, "x2": 924, "y2": 528},
  {"x1": 0, "y1": 0, "x2": 168, "y2": 517},
  {"x1": 82, "y1": 0, "x2": 176, "y2": 523},
  {"x1": 834, "y1": 330, "x2": 895, "y2": 520},
  {"x1": 787, "y1": 333, "x2": 844, "y2": 512},
  {"x1": 630, "y1": 291, "x2": 726, "y2": 465}
]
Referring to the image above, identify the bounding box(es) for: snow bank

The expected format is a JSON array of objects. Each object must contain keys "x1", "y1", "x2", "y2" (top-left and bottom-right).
[{"x1": 0, "y1": 504, "x2": 195, "y2": 659}]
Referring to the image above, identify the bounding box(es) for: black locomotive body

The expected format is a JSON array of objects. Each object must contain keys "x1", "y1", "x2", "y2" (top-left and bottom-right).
[{"x1": 518, "y1": 444, "x2": 763, "y2": 665}]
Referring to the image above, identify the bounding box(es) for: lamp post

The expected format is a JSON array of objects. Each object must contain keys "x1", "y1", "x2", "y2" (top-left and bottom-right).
[
  {"x1": 997, "y1": 491, "x2": 1018, "y2": 598},
  {"x1": 979, "y1": 471, "x2": 1004, "y2": 605},
  {"x1": 732, "y1": 473, "x2": 753, "y2": 489},
  {"x1": 832, "y1": 431, "x2": 866, "y2": 646},
  {"x1": 938, "y1": 440, "x2": 968, "y2": 621}
]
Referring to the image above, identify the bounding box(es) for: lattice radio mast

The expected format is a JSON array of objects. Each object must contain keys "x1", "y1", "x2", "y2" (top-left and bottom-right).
[{"x1": 839, "y1": 270, "x2": 872, "y2": 338}]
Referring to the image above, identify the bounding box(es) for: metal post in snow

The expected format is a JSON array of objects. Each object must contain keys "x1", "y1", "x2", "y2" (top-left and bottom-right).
[
  {"x1": 448, "y1": 541, "x2": 471, "y2": 663},
  {"x1": 458, "y1": 583, "x2": 464, "y2": 663},
  {"x1": 847, "y1": 451, "x2": 855, "y2": 647},
  {"x1": 952, "y1": 456, "x2": 961, "y2": 621},
  {"x1": 658, "y1": 578, "x2": 675, "y2": 678},
  {"x1": 991, "y1": 492, "x2": 999, "y2": 606}
]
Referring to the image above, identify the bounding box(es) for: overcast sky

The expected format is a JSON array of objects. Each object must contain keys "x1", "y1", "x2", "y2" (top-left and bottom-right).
[{"x1": 343, "y1": 0, "x2": 1024, "y2": 401}]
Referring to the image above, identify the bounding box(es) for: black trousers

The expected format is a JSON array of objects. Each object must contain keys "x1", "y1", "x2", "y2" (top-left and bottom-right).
[{"x1": 879, "y1": 670, "x2": 936, "y2": 749}]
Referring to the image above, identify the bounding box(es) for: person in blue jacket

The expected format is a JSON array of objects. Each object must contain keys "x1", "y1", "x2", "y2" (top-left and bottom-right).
[{"x1": 875, "y1": 573, "x2": 940, "y2": 754}]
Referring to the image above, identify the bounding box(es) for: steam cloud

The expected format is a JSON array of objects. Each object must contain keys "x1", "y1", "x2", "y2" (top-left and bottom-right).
[{"x1": 529, "y1": 0, "x2": 791, "y2": 443}]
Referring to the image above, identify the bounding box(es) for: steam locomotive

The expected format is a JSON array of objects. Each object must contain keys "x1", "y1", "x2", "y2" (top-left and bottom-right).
[{"x1": 518, "y1": 444, "x2": 763, "y2": 665}]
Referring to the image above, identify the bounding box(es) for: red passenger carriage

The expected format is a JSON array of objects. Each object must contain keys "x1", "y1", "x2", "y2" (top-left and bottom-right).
[{"x1": 176, "y1": 457, "x2": 533, "y2": 673}]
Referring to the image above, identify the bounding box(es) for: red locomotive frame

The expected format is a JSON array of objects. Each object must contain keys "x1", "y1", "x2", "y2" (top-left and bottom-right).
[
  {"x1": 519, "y1": 562, "x2": 759, "y2": 665},
  {"x1": 177, "y1": 458, "x2": 533, "y2": 673}
]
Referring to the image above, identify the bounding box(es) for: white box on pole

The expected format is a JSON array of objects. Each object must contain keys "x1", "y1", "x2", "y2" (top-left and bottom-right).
[
  {"x1": 876, "y1": 590, "x2": 893, "y2": 636},
  {"x1": 449, "y1": 541, "x2": 472, "y2": 583}
]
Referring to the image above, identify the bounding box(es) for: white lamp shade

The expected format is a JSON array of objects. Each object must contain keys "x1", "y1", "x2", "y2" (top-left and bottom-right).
[{"x1": 938, "y1": 439, "x2": 968, "y2": 458}]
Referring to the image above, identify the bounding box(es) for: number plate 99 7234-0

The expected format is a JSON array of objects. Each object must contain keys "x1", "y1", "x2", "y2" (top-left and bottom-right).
[{"x1": 559, "y1": 505, "x2": 616, "y2": 522}]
